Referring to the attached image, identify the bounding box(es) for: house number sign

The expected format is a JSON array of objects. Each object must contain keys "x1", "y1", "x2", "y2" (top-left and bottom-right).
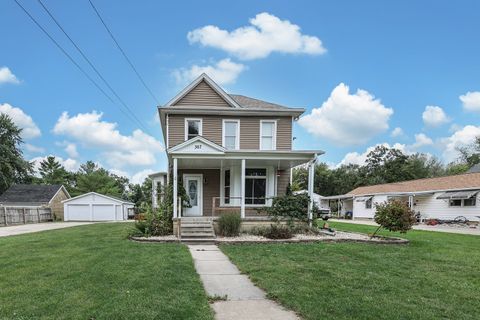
[{"x1": 194, "y1": 144, "x2": 202, "y2": 150}]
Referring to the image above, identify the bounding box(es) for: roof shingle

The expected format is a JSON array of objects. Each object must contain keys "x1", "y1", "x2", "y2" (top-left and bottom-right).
[
  {"x1": 0, "y1": 184, "x2": 64, "y2": 204},
  {"x1": 347, "y1": 172, "x2": 480, "y2": 196},
  {"x1": 229, "y1": 94, "x2": 294, "y2": 110}
]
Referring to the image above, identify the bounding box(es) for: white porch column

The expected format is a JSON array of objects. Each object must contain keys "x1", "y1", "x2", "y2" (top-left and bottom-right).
[
  {"x1": 173, "y1": 158, "x2": 178, "y2": 219},
  {"x1": 241, "y1": 159, "x2": 246, "y2": 219},
  {"x1": 307, "y1": 160, "x2": 315, "y2": 224}
]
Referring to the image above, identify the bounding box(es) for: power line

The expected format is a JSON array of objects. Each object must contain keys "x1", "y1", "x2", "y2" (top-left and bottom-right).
[
  {"x1": 12, "y1": 0, "x2": 116, "y2": 106},
  {"x1": 36, "y1": 0, "x2": 150, "y2": 133},
  {"x1": 88, "y1": 0, "x2": 161, "y2": 105}
]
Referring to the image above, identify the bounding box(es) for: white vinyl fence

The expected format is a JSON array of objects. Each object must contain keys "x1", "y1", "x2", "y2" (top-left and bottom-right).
[{"x1": 0, "y1": 207, "x2": 53, "y2": 226}]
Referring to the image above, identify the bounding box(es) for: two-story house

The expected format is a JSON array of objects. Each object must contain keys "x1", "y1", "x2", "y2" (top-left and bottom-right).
[{"x1": 158, "y1": 74, "x2": 322, "y2": 232}]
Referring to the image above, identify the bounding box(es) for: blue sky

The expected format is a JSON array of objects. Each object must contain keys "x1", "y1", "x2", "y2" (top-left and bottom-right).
[{"x1": 1, "y1": 0, "x2": 480, "y2": 183}]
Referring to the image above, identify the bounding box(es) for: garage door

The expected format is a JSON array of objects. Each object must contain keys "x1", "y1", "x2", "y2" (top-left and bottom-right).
[
  {"x1": 92, "y1": 204, "x2": 115, "y2": 221},
  {"x1": 67, "y1": 204, "x2": 90, "y2": 221}
]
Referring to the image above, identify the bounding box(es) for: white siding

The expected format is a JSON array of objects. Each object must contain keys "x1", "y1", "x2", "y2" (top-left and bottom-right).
[
  {"x1": 64, "y1": 193, "x2": 132, "y2": 221},
  {"x1": 353, "y1": 195, "x2": 388, "y2": 219},
  {"x1": 414, "y1": 193, "x2": 480, "y2": 221}
]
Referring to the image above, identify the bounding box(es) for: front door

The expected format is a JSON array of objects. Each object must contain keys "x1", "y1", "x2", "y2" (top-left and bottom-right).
[{"x1": 183, "y1": 174, "x2": 203, "y2": 216}]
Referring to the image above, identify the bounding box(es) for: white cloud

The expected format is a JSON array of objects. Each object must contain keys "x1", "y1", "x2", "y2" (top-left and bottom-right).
[
  {"x1": 0, "y1": 103, "x2": 41, "y2": 139},
  {"x1": 459, "y1": 91, "x2": 480, "y2": 112},
  {"x1": 173, "y1": 58, "x2": 245, "y2": 86},
  {"x1": 187, "y1": 12, "x2": 326, "y2": 60},
  {"x1": 338, "y1": 142, "x2": 407, "y2": 167},
  {"x1": 391, "y1": 127, "x2": 404, "y2": 138},
  {"x1": 439, "y1": 125, "x2": 480, "y2": 162},
  {"x1": 64, "y1": 143, "x2": 79, "y2": 158},
  {"x1": 0, "y1": 67, "x2": 20, "y2": 85},
  {"x1": 422, "y1": 105, "x2": 450, "y2": 127},
  {"x1": 298, "y1": 83, "x2": 394, "y2": 146},
  {"x1": 53, "y1": 111, "x2": 164, "y2": 168},
  {"x1": 24, "y1": 143, "x2": 45, "y2": 153},
  {"x1": 131, "y1": 169, "x2": 155, "y2": 185},
  {"x1": 411, "y1": 133, "x2": 433, "y2": 149},
  {"x1": 31, "y1": 155, "x2": 79, "y2": 173},
  {"x1": 110, "y1": 168, "x2": 129, "y2": 178}
]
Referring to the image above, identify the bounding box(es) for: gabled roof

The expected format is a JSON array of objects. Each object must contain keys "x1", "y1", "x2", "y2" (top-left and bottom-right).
[
  {"x1": 347, "y1": 172, "x2": 480, "y2": 196},
  {"x1": 164, "y1": 73, "x2": 242, "y2": 108},
  {"x1": 0, "y1": 184, "x2": 68, "y2": 204},
  {"x1": 168, "y1": 136, "x2": 226, "y2": 154},
  {"x1": 62, "y1": 192, "x2": 134, "y2": 205}
]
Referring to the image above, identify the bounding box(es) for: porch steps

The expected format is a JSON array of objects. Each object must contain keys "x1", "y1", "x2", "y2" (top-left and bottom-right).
[{"x1": 180, "y1": 217, "x2": 216, "y2": 244}]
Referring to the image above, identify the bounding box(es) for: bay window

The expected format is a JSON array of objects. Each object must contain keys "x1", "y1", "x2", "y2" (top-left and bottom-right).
[{"x1": 260, "y1": 120, "x2": 276, "y2": 150}]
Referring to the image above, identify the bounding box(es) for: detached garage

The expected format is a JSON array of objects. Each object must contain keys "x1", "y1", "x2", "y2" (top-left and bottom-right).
[{"x1": 63, "y1": 192, "x2": 134, "y2": 221}]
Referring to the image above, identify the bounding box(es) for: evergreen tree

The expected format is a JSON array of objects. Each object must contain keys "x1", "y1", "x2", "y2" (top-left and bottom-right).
[{"x1": 0, "y1": 114, "x2": 33, "y2": 194}]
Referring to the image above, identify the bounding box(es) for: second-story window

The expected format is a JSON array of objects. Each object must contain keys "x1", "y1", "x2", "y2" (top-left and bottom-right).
[
  {"x1": 223, "y1": 120, "x2": 240, "y2": 150},
  {"x1": 260, "y1": 120, "x2": 276, "y2": 150},
  {"x1": 185, "y1": 118, "x2": 202, "y2": 140}
]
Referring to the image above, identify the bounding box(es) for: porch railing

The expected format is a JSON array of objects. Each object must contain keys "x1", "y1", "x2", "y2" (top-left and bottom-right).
[{"x1": 211, "y1": 197, "x2": 268, "y2": 217}]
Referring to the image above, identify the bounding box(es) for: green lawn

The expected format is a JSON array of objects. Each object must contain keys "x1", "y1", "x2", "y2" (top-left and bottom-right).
[
  {"x1": 0, "y1": 223, "x2": 213, "y2": 320},
  {"x1": 220, "y1": 222, "x2": 480, "y2": 320}
]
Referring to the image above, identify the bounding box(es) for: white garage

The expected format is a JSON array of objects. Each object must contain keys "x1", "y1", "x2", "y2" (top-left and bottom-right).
[{"x1": 63, "y1": 192, "x2": 134, "y2": 221}]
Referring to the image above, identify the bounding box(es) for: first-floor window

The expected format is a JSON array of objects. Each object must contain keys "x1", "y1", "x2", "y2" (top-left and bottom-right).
[
  {"x1": 245, "y1": 168, "x2": 267, "y2": 205},
  {"x1": 463, "y1": 198, "x2": 477, "y2": 207},
  {"x1": 449, "y1": 199, "x2": 462, "y2": 207},
  {"x1": 365, "y1": 198, "x2": 373, "y2": 209},
  {"x1": 224, "y1": 170, "x2": 231, "y2": 204}
]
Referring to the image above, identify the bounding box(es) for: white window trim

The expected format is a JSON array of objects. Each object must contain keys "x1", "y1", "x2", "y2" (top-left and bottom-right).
[
  {"x1": 184, "y1": 118, "x2": 203, "y2": 141},
  {"x1": 222, "y1": 119, "x2": 240, "y2": 150},
  {"x1": 448, "y1": 198, "x2": 477, "y2": 207},
  {"x1": 244, "y1": 167, "x2": 268, "y2": 207},
  {"x1": 260, "y1": 120, "x2": 277, "y2": 150}
]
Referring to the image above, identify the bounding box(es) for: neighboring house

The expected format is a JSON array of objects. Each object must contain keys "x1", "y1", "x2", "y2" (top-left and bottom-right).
[
  {"x1": 326, "y1": 172, "x2": 480, "y2": 221},
  {"x1": 148, "y1": 171, "x2": 167, "y2": 208},
  {"x1": 294, "y1": 190, "x2": 331, "y2": 214},
  {"x1": 158, "y1": 73, "x2": 322, "y2": 226},
  {"x1": 0, "y1": 184, "x2": 70, "y2": 220},
  {"x1": 467, "y1": 163, "x2": 480, "y2": 173},
  {"x1": 63, "y1": 192, "x2": 134, "y2": 221}
]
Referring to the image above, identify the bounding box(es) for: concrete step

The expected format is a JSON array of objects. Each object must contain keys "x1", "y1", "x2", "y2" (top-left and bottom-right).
[
  {"x1": 180, "y1": 227, "x2": 213, "y2": 232},
  {"x1": 181, "y1": 223, "x2": 213, "y2": 228}
]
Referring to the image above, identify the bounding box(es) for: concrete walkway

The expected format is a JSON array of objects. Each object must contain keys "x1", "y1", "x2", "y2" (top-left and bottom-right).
[
  {"x1": 189, "y1": 245, "x2": 299, "y2": 320},
  {"x1": 331, "y1": 219, "x2": 480, "y2": 236},
  {"x1": 0, "y1": 222, "x2": 94, "y2": 237}
]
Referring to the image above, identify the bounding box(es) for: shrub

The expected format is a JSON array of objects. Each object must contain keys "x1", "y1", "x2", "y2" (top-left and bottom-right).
[
  {"x1": 217, "y1": 213, "x2": 242, "y2": 237},
  {"x1": 373, "y1": 199, "x2": 416, "y2": 236},
  {"x1": 264, "y1": 224, "x2": 293, "y2": 239},
  {"x1": 260, "y1": 193, "x2": 311, "y2": 222}
]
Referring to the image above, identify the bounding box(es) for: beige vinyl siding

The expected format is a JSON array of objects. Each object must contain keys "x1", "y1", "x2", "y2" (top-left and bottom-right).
[
  {"x1": 49, "y1": 188, "x2": 70, "y2": 220},
  {"x1": 276, "y1": 170, "x2": 291, "y2": 196},
  {"x1": 168, "y1": 115, "x2": 292, "y2": 150},
  {"x1": 173, "y1": 80, "x2": 231, "y2": 108}
]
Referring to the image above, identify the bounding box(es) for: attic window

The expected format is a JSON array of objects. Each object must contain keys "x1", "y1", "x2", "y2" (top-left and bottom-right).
[{"x1": 185, "y1": 118, "x2": 202, "y2": 140}]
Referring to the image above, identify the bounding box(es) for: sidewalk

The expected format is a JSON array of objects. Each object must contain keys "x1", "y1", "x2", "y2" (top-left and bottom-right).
[
  {"x1": 330, "y1": 219, "x2": 480, "y2": 236},
  {"x1": 189, "y1": 245, "x2": 299, "y2": 320},
  {"x1": 0, "y1": 222, "x2": 94, "y2": 237}
]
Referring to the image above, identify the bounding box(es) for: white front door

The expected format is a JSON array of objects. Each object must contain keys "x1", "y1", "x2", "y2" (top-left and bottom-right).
[{"x1": 183, "y1": 174, "x2": 203, "y2": 216}]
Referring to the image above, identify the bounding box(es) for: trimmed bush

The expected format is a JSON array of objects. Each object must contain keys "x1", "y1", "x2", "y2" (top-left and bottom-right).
[
  {"x1": 218, "y1": 213, "x2": 242, "y2": 237},
  {"x1": 264, "y1": 224, "x2": 293, "y2": 239}
]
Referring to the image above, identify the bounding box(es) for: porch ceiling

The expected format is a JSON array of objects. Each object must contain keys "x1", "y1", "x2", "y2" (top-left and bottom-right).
[{"x1": 175, "y1": 157, "x2": 310, "y2": 170}]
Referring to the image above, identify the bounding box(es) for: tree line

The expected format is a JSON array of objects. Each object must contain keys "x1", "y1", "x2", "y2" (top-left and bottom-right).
[
  {"x1": 293, "y1": 141, "x2": 480, "y2": 196},
  {"x1": 0, "y1": 113, "x2": 151, "y2": 207}
]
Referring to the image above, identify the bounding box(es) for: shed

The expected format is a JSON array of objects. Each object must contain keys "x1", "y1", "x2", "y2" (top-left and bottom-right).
[
  {"x1": 63, "y1": 192, "x2": 134, "y2": 221},
  {"x1": 0, "y1": 184, "x2": 70, "y2": 220}
]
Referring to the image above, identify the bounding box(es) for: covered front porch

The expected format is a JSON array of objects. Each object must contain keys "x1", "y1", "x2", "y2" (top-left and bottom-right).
[{"x1": 169, "y1": 137, "x2": 321, "y2": 221}]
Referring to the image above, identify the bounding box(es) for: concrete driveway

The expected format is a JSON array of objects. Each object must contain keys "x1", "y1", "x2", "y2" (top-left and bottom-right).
[{"x1": 0, "y1": 222, "x2": 94, "y2": 237}]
